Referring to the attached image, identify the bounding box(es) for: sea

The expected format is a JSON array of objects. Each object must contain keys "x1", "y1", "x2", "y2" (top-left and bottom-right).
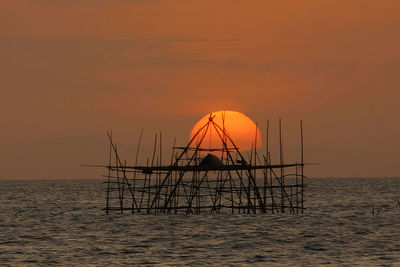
[{"x1": 0, "y1": 178, "x2": 399, "y2": 266}]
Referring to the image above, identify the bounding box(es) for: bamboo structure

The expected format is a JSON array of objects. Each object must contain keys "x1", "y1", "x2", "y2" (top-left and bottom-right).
[{"x1": 100, "y1": 115, "x2": 306, "y2": 214}]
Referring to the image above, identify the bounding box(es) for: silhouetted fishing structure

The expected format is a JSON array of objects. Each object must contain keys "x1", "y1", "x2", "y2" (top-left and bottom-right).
[{"x1": 95, "y1": 114, "x2": 306, "y2": 214}]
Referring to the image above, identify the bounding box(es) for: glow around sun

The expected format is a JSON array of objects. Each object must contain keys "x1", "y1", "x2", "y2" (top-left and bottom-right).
[{"x1": 189, "y1": 110, "x2": 262, "y2": 153}]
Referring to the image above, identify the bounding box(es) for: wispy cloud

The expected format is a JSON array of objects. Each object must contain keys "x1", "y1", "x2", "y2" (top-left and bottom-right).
[{"x1": 41, "y1": 0, "x2": 157, "y2": 6}]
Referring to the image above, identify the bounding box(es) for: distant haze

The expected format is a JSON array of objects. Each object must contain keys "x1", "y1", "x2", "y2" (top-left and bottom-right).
[{"x1": 1, "y1": 0, "x2": 399, "y2": 179}]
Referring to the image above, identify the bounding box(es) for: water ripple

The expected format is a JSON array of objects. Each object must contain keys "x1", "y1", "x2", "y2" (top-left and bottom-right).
[{"x1": 0, "y1": 178, "x2": 399, "y2": 265}]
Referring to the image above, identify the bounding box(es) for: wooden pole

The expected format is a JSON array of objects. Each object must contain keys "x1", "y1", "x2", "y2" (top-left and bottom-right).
[
  {"x1": 269, "y1": 152, "x2": 275, "y2": 213},
  {"x1": 106, "y1": 130, "x2": 112, "y2": 214},
  {"x1": 132, "y1": 128, "x2": 143, "y2": 213},
  {"x1": 300, "y1": 120, "x2": 304, "y2": 213},
  {"x1": 254, "y1": 122, "x2": 258, "y2": 213},
  {"x1": 148, "y1": 133, "x2": 157, "y2": 213},
  {"x1": 165, "y1": 137, "x2": 176, "y2": 210},
  {"x1": 140, "y1": 159, "x2": 149, "y2": 211},
  {"x1": 264, "y1": 120, "x2": 269, "y2": 213},
  {"x1": 279, "y1": 118, "x2": 284, "y2": 213},
  {"x1": 115, "y1": 145, "x2": 123, "y2": 214},
  {"x1": 157, "y1": 131, "x2": 162, "y2": 212},
  {"x1": 295, "y1": 161, "x2": 299, "y2": 214}
]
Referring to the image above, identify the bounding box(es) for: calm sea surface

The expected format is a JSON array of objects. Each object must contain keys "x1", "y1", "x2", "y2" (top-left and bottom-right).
[{"x1": 0, "y1": 178, "x2": 399, "y2": 266}]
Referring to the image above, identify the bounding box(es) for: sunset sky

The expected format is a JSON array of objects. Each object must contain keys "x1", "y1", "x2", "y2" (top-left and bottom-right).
[{"x1": 1, "y1": 0, "x2": 399, "y2": 179}]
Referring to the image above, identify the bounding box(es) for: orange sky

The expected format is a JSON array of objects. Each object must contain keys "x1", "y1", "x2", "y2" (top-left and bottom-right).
[{"x1": 1, "y1": 0, "x2": 399, "y2": 179}]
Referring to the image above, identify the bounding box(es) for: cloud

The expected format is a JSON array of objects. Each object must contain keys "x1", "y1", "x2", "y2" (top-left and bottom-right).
[
  {"x1": 0, "y1": 36, "x2": 134, "y2": 93},
  {"x1": 123, "y1": 57, "x2": 249, "y2": 69},
  {"x1": 256, "y1": 62, "x2": 280, "y2": 73},
  {"x1": 161, "y1": 37, "x2": 239, "y2": 43},
  {"x1": 41, "y1": 0, "x2": 156, "y2": 6}
]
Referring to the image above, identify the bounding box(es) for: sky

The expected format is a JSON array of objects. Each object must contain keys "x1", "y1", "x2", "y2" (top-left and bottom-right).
[{"x1": 1, "y1": 0, "x2": 399, "y2": 179}]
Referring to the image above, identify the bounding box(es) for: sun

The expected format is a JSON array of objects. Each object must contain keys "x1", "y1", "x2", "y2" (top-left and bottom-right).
[{"x1": 189, "y1": 110, "x2": 262, "y2": 153}]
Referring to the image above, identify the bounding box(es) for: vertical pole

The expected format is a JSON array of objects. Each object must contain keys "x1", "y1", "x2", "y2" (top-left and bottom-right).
[
  {"x1": 132, "y1": 128, "x2": 143, "y2": 213},
  {"x1": 264, "y1": 120, "x2": 269, "y2": 213},
  {"x1": 269, "y1": 152, "x2": 274, "y2": 213},
  {"x1": 148, "y1": 133, "x2": 157, "y2": 213},
  {"x1": 279, "y1": 118, "x2": 284, "y2": 213},
  {"x1": 139, "y1": 158, "x2": 149, "y2": 211},
  {"x1": 115, "y1": 145, "x2": 123, "y2": 214},
  {"x1": 106, "y1": 130, "x2": 112, "y2": 214},
  {"x1": 166, "y1": 137, "x2": 176, "y2": 211},
  {"x1": 300, "y1": 120, "x2": 304, "y2": 213},
  {"x1": 222, "y1": 111, "x2": 226, "y2": 160},
  {"x1": 174, "y1": 168, "x2": 178, "y2": 214},
  {"x1": 239, "y1": 168, "x2": 243, "y2": 214},
  {"x1": 158, "y1": 131, "x2": 162, "y2": 212},
  {"x1": 295, "y1": 161, "x2": 299, "y2": 214},
  {"x1": 290, "y1": 182, "x2": 293, "y2": 214},
  {"x1": 155, "y1": 156, "x2": 159, "y2": 214},
  {"x1": 197, "y1": 170, "x2": 201, "y2": 214},
  {"x1": 209, "y1": 113, "x2": 212, "y2": 151},
  {"x1": 254, "y1": 122, "x2": 258, "y2": 213},
  {"x1": 159, "y1": 131, "x2": 162, "y2": 168},
  {"x1": 121, "y1": 159, "x2": 126, "y2": 212},
  {"x1": 247, "y1": 146, "x2": 251, "y2": 214}
]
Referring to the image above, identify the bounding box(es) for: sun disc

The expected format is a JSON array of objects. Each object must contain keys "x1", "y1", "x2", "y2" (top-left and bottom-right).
[{"x1": 189, "y1": 110, "x2": 262, "y2": 153}]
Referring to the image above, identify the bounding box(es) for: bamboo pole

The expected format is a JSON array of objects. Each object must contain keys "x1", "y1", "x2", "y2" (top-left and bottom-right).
[
  {"x1": 269, "y1": 152, "x2": 274, "y2": 213},
  {"x1": 147, "y1": 133, "x2": 157, "y2": 213},
  {"x1": 106, "y1": 130, "x2": 112, "y2": 214},
  {"x1": 300, "y1": 120, "x2": 304, "y2": 213},
  {"x1": 295, "y1": 161, "x2": 299, "y2": 214},
  {"x1": 139, "y1": 159, "x2": 149, "y2": 211},
  {"x1": 279, "y1": 118, "x2": 284, "y2": 213},
  {"x1": 114, "y1": 145, "x2": 123, "y2": 214},
  {"x1": 254, "y1": 122, "x2": 258, "y2": 213},
  {"x1": 165, "y1": 137, "x2": 176, "y2": 211},
  {"x1": 264, "y1": 120, "x2": 269, "y2": 213},
  {"x1": 132, "y1": 128, "x2": 143, "y2": 213},
  {"x1": 158, "y1": 131, "x2": 162, "y2": 211}
]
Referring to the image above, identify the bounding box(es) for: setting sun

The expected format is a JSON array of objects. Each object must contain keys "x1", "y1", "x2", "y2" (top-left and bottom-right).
[{"x1": 189, "y1": 110, "x2": 262, "y2": 153}]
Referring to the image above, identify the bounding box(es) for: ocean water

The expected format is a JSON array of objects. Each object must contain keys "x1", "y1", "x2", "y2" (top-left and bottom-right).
[{"x1": 0, "y1": 178, "x2": 399, "y2": 266}]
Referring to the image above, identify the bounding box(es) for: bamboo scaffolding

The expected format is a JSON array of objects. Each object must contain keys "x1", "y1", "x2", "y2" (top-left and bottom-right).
[{"x1": 97, "y1": 116, "x2": 307, "y2": 215}]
